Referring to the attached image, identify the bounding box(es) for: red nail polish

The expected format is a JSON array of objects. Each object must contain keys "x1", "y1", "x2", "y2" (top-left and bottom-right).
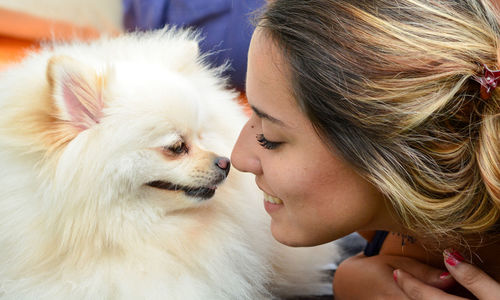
[
  {"x1": 393, "y1": 270, "x2": 398, "y2": 282},
  {"x1": 444, "y1": 249, "x2": 464, "y2": 266},
  {"x1": 439, "y1": 271, "x2": 451, "y2": 280},
  {"x1": 445, "y1": 256, "x2": 458, "y2": 266},
  {"x1": 450, "y1": 250, "x2": 465, "y2": 262}
]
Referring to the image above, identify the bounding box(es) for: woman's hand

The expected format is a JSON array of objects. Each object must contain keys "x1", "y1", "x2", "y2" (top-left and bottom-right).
[
  {"x1": 394, "y1": 249, "x2": 500, "y2": 300},
  {"x1": 334, "y1": 232, "x2": 455, "y2": 299},
  {"x1": 334, "y1": 253, "x2": 455, "y2": 299}
]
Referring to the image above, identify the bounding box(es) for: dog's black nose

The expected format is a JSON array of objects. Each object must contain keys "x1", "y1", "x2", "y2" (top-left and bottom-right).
[{"x1": 215, "y1": 157, "x2": 231, "y2": 176}]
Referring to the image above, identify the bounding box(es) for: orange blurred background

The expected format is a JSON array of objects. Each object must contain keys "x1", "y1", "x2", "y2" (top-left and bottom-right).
[{"x1": 0, "y1": 5, "x2": 117, "y2": 69}]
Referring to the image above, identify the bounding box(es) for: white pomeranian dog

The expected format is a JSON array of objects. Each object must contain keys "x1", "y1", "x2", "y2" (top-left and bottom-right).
[{"x1": 0, "y1": 29, "x2": 338, "y2": 299}]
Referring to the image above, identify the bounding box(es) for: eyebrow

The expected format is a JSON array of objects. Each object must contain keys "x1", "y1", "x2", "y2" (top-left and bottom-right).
[{"x1": 251, "y1": 105, "x2": 286, "y2": 126}]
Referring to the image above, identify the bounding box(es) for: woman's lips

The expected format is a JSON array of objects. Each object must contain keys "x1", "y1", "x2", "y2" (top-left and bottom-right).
[{"x1": 263, "y1": 192, "x2": 284, "y2": 214}]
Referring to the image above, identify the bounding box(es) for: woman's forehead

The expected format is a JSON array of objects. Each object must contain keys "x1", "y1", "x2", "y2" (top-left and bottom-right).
[{"x1": 246, "y1": 41, "x2": 305, "y2": 130}]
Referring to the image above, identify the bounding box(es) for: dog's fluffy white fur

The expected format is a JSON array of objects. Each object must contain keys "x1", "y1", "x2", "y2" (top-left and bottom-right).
[{"x1": 0, "y1": 29, "x2": 337, "y2": 299}]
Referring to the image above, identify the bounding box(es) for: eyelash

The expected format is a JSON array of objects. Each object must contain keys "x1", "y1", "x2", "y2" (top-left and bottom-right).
[{"x1": 256, "y1": 134, "x2": 282, "y2": 150}]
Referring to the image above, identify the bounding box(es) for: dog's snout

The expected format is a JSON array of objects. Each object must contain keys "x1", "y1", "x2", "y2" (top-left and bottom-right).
[{"x1": 214, "y1": 157, "x2": 231, "y2": 176}]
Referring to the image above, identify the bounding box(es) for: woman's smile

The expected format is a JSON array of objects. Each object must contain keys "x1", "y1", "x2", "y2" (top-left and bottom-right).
[
  {"x1": 263, "y1": 192, "x2": 284, "y2": 214},
  {"x1": 263, "y1": 192, "x2": 283, "y2": 204}
]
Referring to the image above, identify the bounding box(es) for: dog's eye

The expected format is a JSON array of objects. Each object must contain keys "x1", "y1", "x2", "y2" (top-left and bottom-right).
[{"x1": 166, "y1": 141, "x2": 188, "y2": 154}]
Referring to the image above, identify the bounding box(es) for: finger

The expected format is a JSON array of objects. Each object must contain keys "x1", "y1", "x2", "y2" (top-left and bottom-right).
[
  {"x1": 394, "y1": 269, "x2": 466, "y2": 300},
  {"x1": 387, "y1": 256, "x2": 455, "y2": 290},
  {"x1": 444, "y1": 249, "x2": 500, "y2": 300}
]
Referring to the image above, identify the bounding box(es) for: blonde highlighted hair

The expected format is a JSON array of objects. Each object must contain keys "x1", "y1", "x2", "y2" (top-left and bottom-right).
[{"x1": 259, "y1": 0, "x2": 500, "y2": 244}]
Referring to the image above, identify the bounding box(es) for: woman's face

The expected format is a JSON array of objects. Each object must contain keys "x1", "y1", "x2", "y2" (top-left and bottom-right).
[{"x1": 231, "y1": 29, "x2": 395, "y2": 247}]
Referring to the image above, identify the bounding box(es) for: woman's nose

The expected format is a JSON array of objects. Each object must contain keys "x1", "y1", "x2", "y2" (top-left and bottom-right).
[{"x1": 231, "y1": 120, "x2": 262, "y2": 175}]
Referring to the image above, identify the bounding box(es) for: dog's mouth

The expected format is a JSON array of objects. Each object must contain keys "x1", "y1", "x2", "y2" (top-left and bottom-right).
[{"x1": 146, "y1": 180, "x2": 217, "y2": 199}]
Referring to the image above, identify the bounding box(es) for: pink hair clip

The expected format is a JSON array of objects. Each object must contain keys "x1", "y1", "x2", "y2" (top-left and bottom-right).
[{"x1": 472, "y1": 63, "x2": 500, "y2": 100}]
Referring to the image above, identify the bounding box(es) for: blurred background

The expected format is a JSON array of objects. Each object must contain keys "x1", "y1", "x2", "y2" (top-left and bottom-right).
[{"x1": 0, "y1": 0, "x2": 264, "y2": 92}]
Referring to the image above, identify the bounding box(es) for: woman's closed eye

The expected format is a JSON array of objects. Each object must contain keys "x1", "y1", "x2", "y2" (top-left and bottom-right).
[{"x1": 256, "y1": 133, "x2": 283, "y2": 150}]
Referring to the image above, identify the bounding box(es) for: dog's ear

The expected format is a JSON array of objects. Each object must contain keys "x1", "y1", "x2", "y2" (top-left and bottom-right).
[{"x1": 47, "y1": 55, "x2": 107, "y2": 131}]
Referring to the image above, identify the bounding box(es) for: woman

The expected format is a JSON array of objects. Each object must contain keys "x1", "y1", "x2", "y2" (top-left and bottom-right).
[{"x1": 231, "y1": 0, "x2": 500, "y2": 298}]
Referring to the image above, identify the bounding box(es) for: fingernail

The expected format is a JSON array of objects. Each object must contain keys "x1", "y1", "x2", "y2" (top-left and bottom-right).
[
  {"x1": 439, "y1": 271, "x2": 451, "y2": 280},
  {"x1": 444, "y1": 249, "x2": 465, "y2": 266},
  {"x1": 393, "y1": 269, "x2": 398, "y2": 282}
]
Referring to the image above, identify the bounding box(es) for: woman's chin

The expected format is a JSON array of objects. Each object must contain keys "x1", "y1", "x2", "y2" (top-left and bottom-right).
[
  {"x1": 270, "y1": 222, "x2": 308, "y2": 247},
  {"x1": 270, "y1": 221, "x2": 344, "y2": 247}
]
